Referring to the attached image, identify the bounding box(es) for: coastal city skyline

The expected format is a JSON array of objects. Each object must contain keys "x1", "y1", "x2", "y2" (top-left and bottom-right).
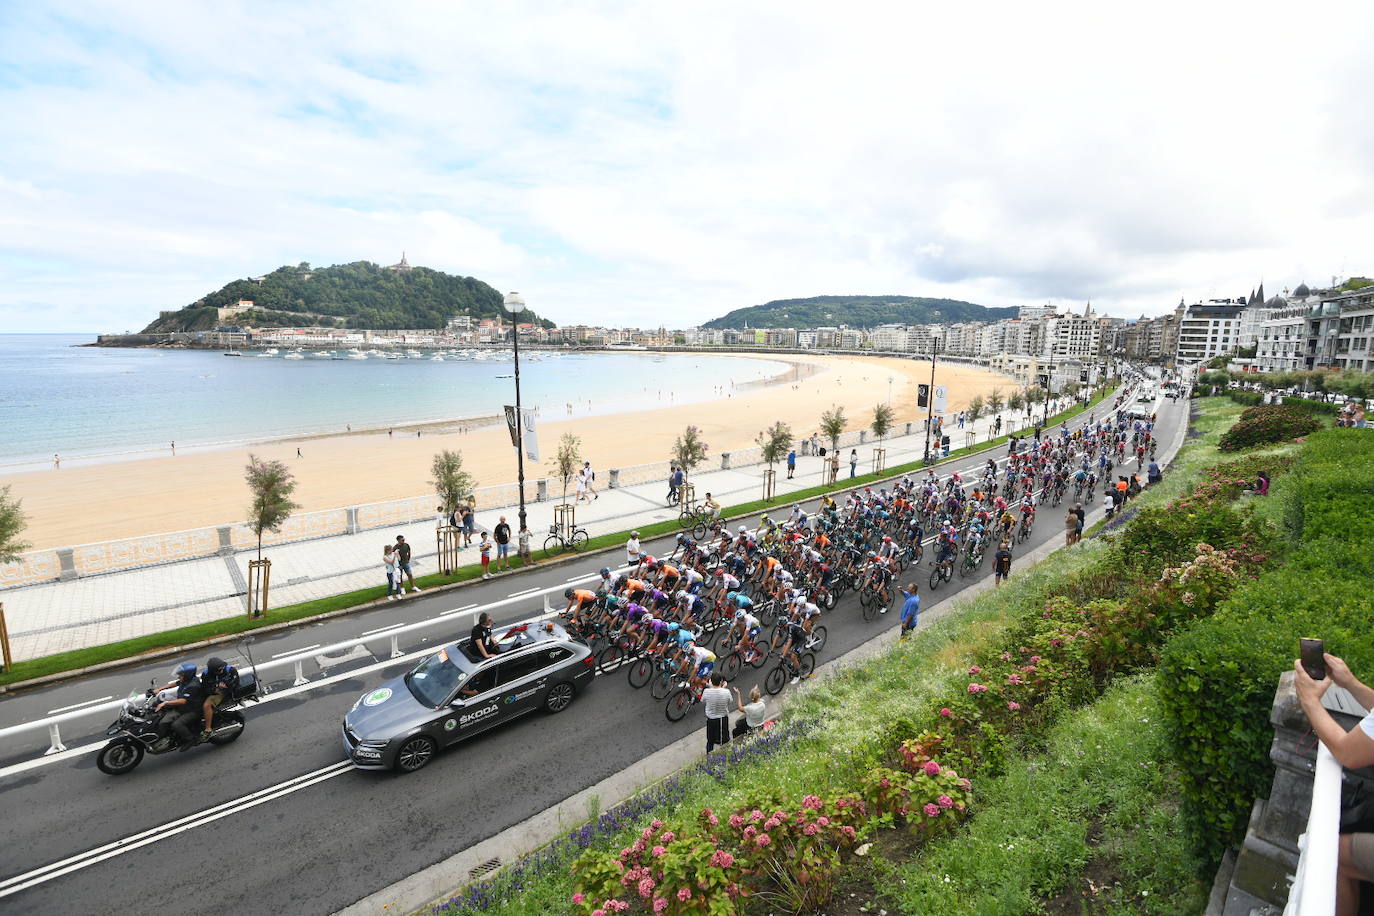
[{"x1": 3, "y1": 3, "x2": 1373, "y2": 333}]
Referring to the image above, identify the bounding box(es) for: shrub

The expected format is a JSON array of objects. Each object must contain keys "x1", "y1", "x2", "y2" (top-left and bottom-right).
[
  {"x1": 1282, "y1": 396, "x2": 1341, "y2": 416},
  {"x1": 1226, "y1": 389, "x2": 1264, "y2": 407},
  {"x1": 1218, "y1": 405, "x2": 1319, "y2": 452}
]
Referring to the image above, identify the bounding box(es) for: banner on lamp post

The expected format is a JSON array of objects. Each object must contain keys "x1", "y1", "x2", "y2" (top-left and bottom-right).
[
  {"x1": 505, "y1": 406, "x2": 540, "y2": 462},
  {"x1": 933, "y1": 385, "x2": 948, "y2": 415}
]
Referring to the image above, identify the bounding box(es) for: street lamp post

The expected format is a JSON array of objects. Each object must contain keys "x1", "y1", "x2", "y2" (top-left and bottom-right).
[
  {"x1": 922, "y1": 341, "x2": 939, "y2": 464},
  {"x1": 504, "y1": 291, "x2": 529, "y2": 536}
]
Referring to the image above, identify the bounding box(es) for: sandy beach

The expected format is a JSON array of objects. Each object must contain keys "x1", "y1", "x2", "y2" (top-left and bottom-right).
[{"x1": 4, "y1": 352, "x2": 1009, "y2": 549}]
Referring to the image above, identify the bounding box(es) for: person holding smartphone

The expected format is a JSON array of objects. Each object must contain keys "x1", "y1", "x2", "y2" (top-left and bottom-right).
[{"x1": 1293, "y1": 645, "x2": 1374, "y2": 916}]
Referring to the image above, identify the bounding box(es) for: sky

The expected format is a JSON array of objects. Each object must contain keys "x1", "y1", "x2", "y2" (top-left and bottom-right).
[{"x1": 2, "y1": 1, "x2": 1372, "y2": 334}]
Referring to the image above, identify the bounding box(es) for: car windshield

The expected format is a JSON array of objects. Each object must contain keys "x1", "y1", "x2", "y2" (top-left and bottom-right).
[{"x1": 404, "y1": 649, "x2": 467, "y2": 708}]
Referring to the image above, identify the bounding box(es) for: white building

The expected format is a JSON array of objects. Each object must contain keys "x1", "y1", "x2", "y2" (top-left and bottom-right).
[
  {"x1": 1044, "y1": 304, "x2": 1103, "y2": 360},
  {"x1": 1255, "y1": 302, "x2": 1309, "y2": 373},
  {"x1": 1177, "y1": 301, "x2": 1246, "y2": 364}
]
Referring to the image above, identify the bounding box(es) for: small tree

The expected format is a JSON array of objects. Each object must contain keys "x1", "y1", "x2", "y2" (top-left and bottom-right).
[
  {"x1": 1062, "y1": 380, "x2": 1082, "y2": 400},
  {"x1": 819, "y1": 406, "x2": 846, "y2": 452},
  {"x1": 871, "y1": 403, "x2": 894, "y2": 444},
  {"x1": 757, "y1": 421, "x2": 794, "y2": 470},
  {"x1": 671, "y1": 424, "x2": 709, "y2": 484},
  {"x1": 1007, "y1": 390, "x2": 1025, "y2": 414},
  {"x1": 0, "y1": 485, "x2": 30, "y2": 563},
  {"x1": 244, "y1": 455, "x2": 299, "y2": 560},
  {"x1": 550, "y1": 432, "x2": 582, "y2": 503},
  {"x1": 966, "y1": 394, "x2": 986, "y2": 423},
  {"x1": 1026, "y1": 386, "x2": 1046, "y2": 412},
  {"x1": 986, "y1": 387, "x2": 1005, "y2": 417},
  {"x1": 431, "y1": 450, "x2": 476, "y2": 517}
]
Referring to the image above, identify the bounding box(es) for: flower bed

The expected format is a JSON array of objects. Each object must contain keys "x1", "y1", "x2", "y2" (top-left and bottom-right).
[{"x1": 1218, "y1": 404, "x2": 1320, "y2": 452}]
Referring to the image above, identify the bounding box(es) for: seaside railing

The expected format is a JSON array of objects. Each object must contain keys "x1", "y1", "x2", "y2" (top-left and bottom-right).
[{"x1": 0, "y1": 387, "x2": 1082, "y2": 590}]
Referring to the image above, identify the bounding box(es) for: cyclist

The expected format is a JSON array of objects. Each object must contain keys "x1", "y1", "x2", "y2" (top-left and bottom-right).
[
  {"x1": 702, "y1": 492, "x2": 721, "y2": 518},
  {"x1": 563, "y1": 587, "x2": 599, "y2": 622}
]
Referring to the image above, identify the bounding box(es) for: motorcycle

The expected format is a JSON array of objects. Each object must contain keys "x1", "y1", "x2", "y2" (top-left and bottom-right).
[{"x1": 96, "y1": 640, "x2": 262, "y2": 776}]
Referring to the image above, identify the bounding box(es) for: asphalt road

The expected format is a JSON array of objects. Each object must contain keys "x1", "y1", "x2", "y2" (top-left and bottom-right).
[{"x1": 0, "y1": 386, "x2": 1183, "y2": 916}]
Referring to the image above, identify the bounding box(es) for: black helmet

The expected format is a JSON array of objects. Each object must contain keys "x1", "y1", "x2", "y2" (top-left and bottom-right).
[
  {"x1": 564, "y1": 588, "x2": 575, "y2": 599},
  {"x1": 206, "y1": 656, "x2": 227, "y2": 672}
]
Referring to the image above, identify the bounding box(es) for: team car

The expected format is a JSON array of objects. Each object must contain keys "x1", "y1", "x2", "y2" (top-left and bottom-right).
[{"x1": 342, "y1": 620, "x2": 595, "y2": 772}]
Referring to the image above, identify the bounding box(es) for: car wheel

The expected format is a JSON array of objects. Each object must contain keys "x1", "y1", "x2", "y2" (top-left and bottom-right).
[
  {"x1": 395, "y1": 735, "x2": 436, "y2": 773},
  {"x1": 545, "y1": 682, "x2": 575, "y2": 713}
]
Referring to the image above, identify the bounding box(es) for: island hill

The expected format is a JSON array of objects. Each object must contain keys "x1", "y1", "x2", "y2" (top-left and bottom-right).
[
  {"x1": 141, "y1": 257, "x2": 555, "y2": 334},
  {"x1": 701, "y1": 295, "x2": 1017, "y2": 330}
]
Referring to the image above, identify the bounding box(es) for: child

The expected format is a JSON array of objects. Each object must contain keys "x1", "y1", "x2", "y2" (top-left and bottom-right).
[{"x1": 479, "y1": 531, "x2": 493, "y2": 579}]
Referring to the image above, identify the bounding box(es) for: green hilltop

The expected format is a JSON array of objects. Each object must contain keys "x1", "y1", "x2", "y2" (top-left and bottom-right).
[
  {"x1": 701, "y1": 295, "x2": 1018, "y2": 330},
  {"x1": 141, "y1": 260, "x2": 554, "y2": 333}
]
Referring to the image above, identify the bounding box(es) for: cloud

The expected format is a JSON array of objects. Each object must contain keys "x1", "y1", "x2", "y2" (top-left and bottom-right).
[{"x1": 1, "y1": 0, "x2": 1372, "y2": 333}]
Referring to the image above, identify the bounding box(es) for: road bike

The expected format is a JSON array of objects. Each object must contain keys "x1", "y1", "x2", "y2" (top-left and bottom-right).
[
  {"x1": 928, "y1": 554, "x2": 955, "y2": 589},
  {"x1": 764, "y1": 652, "x2": 816, "y2": 696}
]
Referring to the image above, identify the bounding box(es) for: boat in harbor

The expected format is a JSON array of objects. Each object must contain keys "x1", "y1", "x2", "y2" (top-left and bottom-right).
[{"x1": 283, "y1": 349, "x2": 305, "y2": 360}]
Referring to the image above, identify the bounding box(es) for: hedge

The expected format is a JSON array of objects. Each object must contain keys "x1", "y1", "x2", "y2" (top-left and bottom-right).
[
  {"x1": 1282, "y1": 396, "x2": 1342, "y2": 416},
  {"x1": 1159, "y1": 428, "x2": 1374, "y2": 863},
  {"x1": 1218, "y1": 404, "x2": 1321, "y2": 452}
]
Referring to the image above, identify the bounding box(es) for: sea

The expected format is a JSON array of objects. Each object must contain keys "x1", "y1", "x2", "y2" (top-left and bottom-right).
[{"x1": 0, "y1": 335, "x2": 791, "y2": 469}]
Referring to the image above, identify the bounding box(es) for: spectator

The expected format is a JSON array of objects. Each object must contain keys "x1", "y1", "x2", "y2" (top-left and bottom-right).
[
  {"x1": 1103, "y1": 491, "x2": 1115, "y2": 521},
  {"x1": 394, "y1": 535, "x2": 419, "y2": 593},
  {"x1": 786, "y1": 448, "x2": 796, "y2": 480},
  {"x1": 478, "y1": 531, "x2": 493, "y2": 579},
  {"x1": 517, "y1": 525, "x2": 532, "y2": 562},
  {"x1": 1293, "y1": 652, "x2": 1374, "y2": 916},
  {"x1": 383, "y1": 544, "x2": 401, "y2": 600},
  {"x1": 993, "y1": 542, "x2": 1012, "y2": 586},
  {"x1": 493, "y1": 516, "x2": 512, "y2": 571},
  {"x1": 583, "y1": 461, "x2": 599, "y2": 500},
  {"x1": 1064, "y1": 508, "x2": 1078, "y2": 547},
  {"x1": 1254, "y1": 472, "x2": 1270, "y2": 496},
  {"x1": 461, "y1": 504, "x2": 475, "y2": 547},
  {"x1": 1073, "y1": 502, "x2": 1086, "y2": 543},
  {"x1": 703, "y1": 672, "x2": 732, "y2": 753},
  {"x1": 626, "y1": 531, "x2": 642, "y2": 566},
  {"x1": 667, "y1": 465, "x2": 681, "y2": 504},
  {"x1": 898, "y1": 582, "x2": 920, "y2": 638},
  {"x1": 849, "y1": 449, "x2": 858, "y2": 479},
  {"x1": 732, "y1": 684, "x2": 766, "y2": 738}
]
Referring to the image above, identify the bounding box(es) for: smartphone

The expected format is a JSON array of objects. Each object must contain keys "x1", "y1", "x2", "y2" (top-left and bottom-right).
[{"x1": 1300, "y1": 638, "x2": 1327, "y2": 680}]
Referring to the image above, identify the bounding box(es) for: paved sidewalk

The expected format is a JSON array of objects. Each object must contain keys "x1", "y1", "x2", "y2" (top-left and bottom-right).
[{"x1": 3, "y1": 405, "x2": 1092, "y2": 662}]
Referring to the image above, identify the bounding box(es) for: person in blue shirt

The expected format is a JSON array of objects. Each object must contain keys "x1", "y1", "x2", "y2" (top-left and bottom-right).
[{"x1": 899, "y1": 583, "x2": 920, "y2": 638}]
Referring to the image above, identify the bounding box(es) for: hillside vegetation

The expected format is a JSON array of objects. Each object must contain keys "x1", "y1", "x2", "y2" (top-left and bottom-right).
[
  {"x1": 701, "y1": 295, "x2": 1017, "y2": 330},
  {"x1": 142, "y1": 261, "x2": 553, "y2": 333}
]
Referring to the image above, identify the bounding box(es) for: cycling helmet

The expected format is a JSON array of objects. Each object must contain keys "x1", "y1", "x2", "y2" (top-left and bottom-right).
[
  {"x1": 564, "y1": 588, "x2": 575, "y2": 599},
  {"x1": 174, "y1": 662, "x2": 197, "y2": 680},
  {"x1": 867, "y1": 551, "x2": 877, "y2": 559},
  {"x1": 738, "y1": 525, "x2": 747, "y2": 533},
  {"x1": 631, "y1": 531, "x2": 640, "y2": 538},
  {"x1": 596, "y1": 587, "x2": 608, "y2": 599},
  {"x1": 725, "y1": 591, "x2": 738, "y2": 603},
  {"x1": 599, "y1": 567, "x2": 611, "y2": 578},
  {"x1": 883, "y1": 535, "x2": 892, "y2": 543}
]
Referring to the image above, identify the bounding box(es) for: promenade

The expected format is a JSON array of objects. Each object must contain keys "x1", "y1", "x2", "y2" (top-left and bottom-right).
[{"x1": 1, "y1": 405, "x2": 1081, "y2": 663}]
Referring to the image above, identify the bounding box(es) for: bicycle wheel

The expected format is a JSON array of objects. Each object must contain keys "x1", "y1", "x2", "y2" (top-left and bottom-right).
[
  {"x1": 572, "y1": 530, "x2": 590, "y2": 550},
  {"x1": 747, "y1": 645, "x2": 770, "y2": 669},
  {"x1": 805, "y1": 625, "x2": 828, "y2": 654},
  {"x1": 543, "y1": 535, "x2": 564, "y2": 558},
  {"x1": 959, "y1": 555, "x2": 976, "y2": 579},
  {"x1": 798, "y1": 653, "x2": 816, "y2": 679},
  {"x1": 943, "y1": 562, "x2": 954, "y2": 583},
  {"x1": 650, "y1": 670, "x2": 676, "y2": 700},
  {"x1": 597, "y1": 643, "x2": 624, "y2": 674},
  {"x1": 719, "y1": 652, "x2": 741, "y2": 680},
  {"x1": 820, "y1": 588, "x2": 837, "y2": 611},
  {"x1": 665, "y1": 688, "x2": 694, "y2": 722},
  {"x1": 691, "y1": 521, "x2": 709, "y2": 541},
  {"x1": 627, "y1": 657, "x2": 654, "y2": 689},
  {"x1": 764, "y1": 665, "x2": 787, "y2": 696}
]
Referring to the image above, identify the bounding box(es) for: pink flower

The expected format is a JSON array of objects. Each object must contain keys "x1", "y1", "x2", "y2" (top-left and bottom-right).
[
  {"x1": 659, "y1": 831, "x2": 675, "y2": 843},
  {"x1": 924, "y1": 803, "x2": 941, "y2": 817},
  {"x1": 880, "y1": 777, "x2": 891, "y2": 788},
  {"x1": 709, "y1": 849, "x2": 735, "y2": 868},
  {"x1": 1007, "y1": 674, "x2": 1022, "y2": 685},
  {"x1": 707, "y1": 814, "x2": 719, "y2": 826},
  {"x1": 817, "y1": 816, "x2": 830, "y2": 826},
  {"x1": 572, "y1": 893, "x2": 585, "y2": 905},
  {"x1": 756, "y1": 832, "x2": 772, "y2": 847},
  {"x1": 764, "y1": 817, "x2": 781, "y2": 830},
  {"x1": 938, "y1": 795, "x2": 954, "y2": 809},
  {"x1": 842, "y1": 825, "x2": 857, "y2": 838},
  {"x1": 940, "y1": 707, "x2": 952, "y2": 717},
  {"x1": 651, "y1": 819, "x2": 664, "y2": 829},
  {"x1": 652, "y1": 845, "x2": 666, "y2": 857},
  {"x1": 1001, "y1": 651, "x2": 1012, "y2": 661},
  {"x1": 802, "y1": 794, "x2": 823, "y2": 810},
  {"x1": 1007, "y1": 701, "x2": 1021, "y2": 711},
  {"x1": 677, "y1": 887, "x2": 692, "y2": 901},
  {"x1": 960, "y1": 778, "x2": 972, "y2": 790},
  {"x1": 1029, "y1": 655, "x2": 1040, "y2": 664},
  {"x1": 968, "y1": 665, "x2": 982, "y2": 675},
  {"x1": 592, "y1": 910, "x2": 606, "y2": 916},
  {"x1": 922, "y1": 760, "x2": 941, "y2": 776},
  {"x1": 653, "y1": 898, "x2": 668, "y2": 914},
  {"x1": 642, "y1": 827, "x2": 654, "y2": 840},
  {"x1": 836, "y1": 799, "x2": 849, "y2": 808},
  {"x1": 750, "y1": 809, "x2": 765, "y2": 821},
  {"x1": 701, "y1": 808, "x2": 713, "y2": 817},
  {"x1": 968, "y1": 683, "x2": 988, "y2": 694},
  {"x1": 727, "y1": 814, "x2": 744, "y2": 829},
  {"x1": 619, "y1": 847, "x2": 632, "y2": 862},
  {"x1": 632, "y1": 839, "x2": 646, "y2": 853},
  {"x1": 802, "y1": 823, "x2": 819, "y2": 835},
  {"x1": 638, "y1": 876, "x2": 656, "y2": 899},
  {"x1": 742, "y1": 825, "x2": 756, "y2": 840}
]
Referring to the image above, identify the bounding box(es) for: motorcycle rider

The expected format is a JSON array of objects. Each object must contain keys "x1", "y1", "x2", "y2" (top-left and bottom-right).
[
  {"x1": 155, "y1": 662, "x2": 204, "y2": 751},
  {"x1": 198, "y1": 656, "x2": 239, "y2": 743}
]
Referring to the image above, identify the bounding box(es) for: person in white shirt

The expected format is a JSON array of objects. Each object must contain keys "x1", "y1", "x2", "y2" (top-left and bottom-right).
[
  {"x1": 626, "y1": 532, "x2": 642, "y2": 565},
  {"x1": 702, "y1": 672, "x2": 732, "y2": 753},
  {"x1": 732, "y1": 684, "x2": 766, "y2": 737},
  {"x1": 583, "y1": 461, "x2": 599, "y2": 500}
]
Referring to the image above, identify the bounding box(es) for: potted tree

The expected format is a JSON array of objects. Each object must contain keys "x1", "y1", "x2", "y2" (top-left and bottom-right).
[
  {"x1": 671, "y1": 424, "x2": 708, "y2": 508},
  {"x1": 819, "y1": 406, "x2": 846, "y2": 484},
  {"x1": 0, "y1": 485, "x2": 29, "y2": 672},
  {"x1": 870, "y1": 403, "x2": 894, "y2": 473},
  {"x1": 430, "y1": 449, "x2": 475, "y2": 575},
  {"x1": 756, "y1": 421, "x2": 793, "y2": 500},
  {"x1": 244, "y1": 455, "x2": 299, "y2": 618}
]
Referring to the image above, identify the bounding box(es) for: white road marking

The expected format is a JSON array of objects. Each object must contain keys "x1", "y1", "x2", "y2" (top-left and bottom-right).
[
  {"x1": 272, "y1": 644, "x2": 319, "y2": 659},
  {"x1": 0, "y1": 761, "x2": 353, "y2": 898},
  {"x1": 506, "y1": 587, "x2": 540, "y2": 598},
  {"x1": 360, "y1": 623, "x2": 405, "y2": 637},
  {"x1": 46, "y1": 697, "x2": 112, "y2": 716},
  {"x1": 440, "y1": 603, "x2": 479, "y2": 617}
]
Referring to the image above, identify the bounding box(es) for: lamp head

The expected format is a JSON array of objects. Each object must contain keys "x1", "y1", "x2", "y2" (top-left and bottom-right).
[{"x1": 504, "y1": 291, "x2": 525, "y2": 314}]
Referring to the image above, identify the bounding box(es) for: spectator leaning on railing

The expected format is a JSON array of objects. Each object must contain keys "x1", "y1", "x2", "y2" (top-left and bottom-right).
[{"x1": 1294, "y1": 652, "x2": 1374, "y2": 916}]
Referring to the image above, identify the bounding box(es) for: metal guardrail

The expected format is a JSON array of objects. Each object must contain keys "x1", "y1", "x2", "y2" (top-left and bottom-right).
[{"x1": 1282, "y1": 744, "x2": 1341, "y2": 916}]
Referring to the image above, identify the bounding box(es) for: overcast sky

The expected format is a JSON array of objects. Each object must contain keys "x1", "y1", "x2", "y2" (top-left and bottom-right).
[{"x1": 2, "y1": 1, "x2": 1372, "y2": 333}]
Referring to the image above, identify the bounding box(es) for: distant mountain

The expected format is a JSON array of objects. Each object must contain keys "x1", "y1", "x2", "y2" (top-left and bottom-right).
[
  {"x1": 700, "y1": 295, "x2": 1017, "y2": 330},
  {"x1": 141, "y1": 260, "x2": 554, "y2": 333}
]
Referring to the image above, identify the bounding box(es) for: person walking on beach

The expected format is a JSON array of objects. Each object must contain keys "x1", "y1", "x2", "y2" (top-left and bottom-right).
[
  {"x1": 849, "y1": 449, "x2": 858, "y2": 479},
  {"x1": 383, "y1": 544, "x2": 402, "y2": 600},
  {"x1": 53, "y1": 454, "x2": 60, "y2": 469},
  {"x1": 296, "y1": 447, "x2": 302, "y2": 458},
  {"x1": 583, "y1": 461, "x2": 599, "y2": 500},
  {"x1": 394, "y1": 535, "x2": 419, "y2": 593},
  {"x1": 786, "y1": 448, "x2": 796, "y2": 480},
  {"x1": 493, "y1": 516, "x2": 512, "y2": 571},
  {"x1": 479, "y1": 531, "x2": 493, "y2": 578}
]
